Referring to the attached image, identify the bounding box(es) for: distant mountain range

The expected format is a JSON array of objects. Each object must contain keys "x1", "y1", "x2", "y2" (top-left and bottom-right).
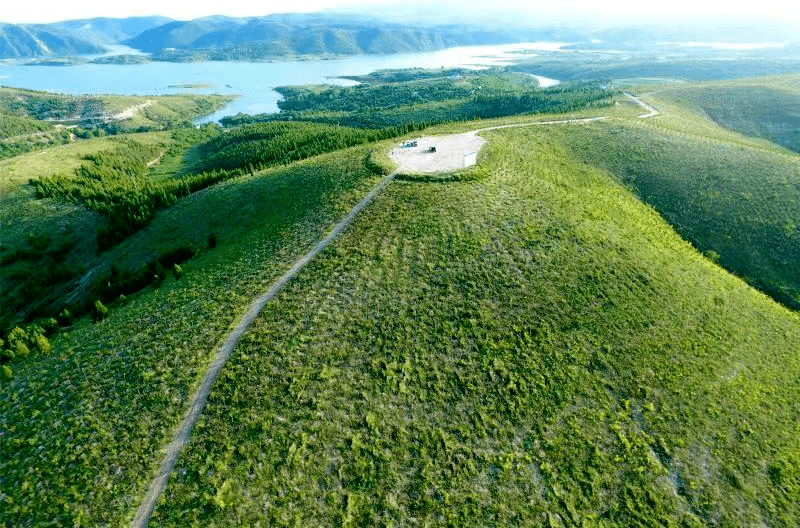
[
  {"x1": 1, "y1": 13, "x2": 798, "y2": 62},
  {"x1": 0, "y1": 23, "x2": 104, "y2": 58},
  {"x1": 47, "y1": 16, "x2": 173, "y2": 45},
  {"x1": 126, "y1": 15, "x2": 528, "y2": 60},
  {"x1": 0, "y1": 17, "x2": 169, "y2": 58},
  {"x1": 0, "y1": 14, "x2": 530, "y2": 61}
]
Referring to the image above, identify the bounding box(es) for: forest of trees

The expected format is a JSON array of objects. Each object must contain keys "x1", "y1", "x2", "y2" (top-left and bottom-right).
[
  {"x1": 225, "y1": 75, "x2": 613, "y2": 129},
  {"x1": 196, "y1": 121, "x2": 416, "y2": 172}
]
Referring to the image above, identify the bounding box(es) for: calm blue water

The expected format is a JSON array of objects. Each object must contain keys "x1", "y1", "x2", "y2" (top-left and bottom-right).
[{"x1": 0, "y1": 42, "x2": 563, "y2": 122}]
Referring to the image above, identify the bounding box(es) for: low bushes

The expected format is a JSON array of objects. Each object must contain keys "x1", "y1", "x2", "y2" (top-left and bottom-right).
[{"x1": 0, "y1": 321, "x2": 56, "y2": 380}]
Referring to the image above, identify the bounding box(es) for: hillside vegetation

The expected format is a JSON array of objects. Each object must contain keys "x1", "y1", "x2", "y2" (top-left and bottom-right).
[
  {"x1": 0, "y1": 73, "x2": 613, "y2": 339},
  {"x1": 150, "y1": 124, "x2": 800, "y2": 526},
  {"x1": 0, "y1": 146, "x2": 389, "y2": 526},
  {"x1": 0, "y1": 86, "x2": 232, "y2": 131},
  {"x1": 224, "y1": 70, "x2": 613, "y2": 129},
  {"x1": 1, "y1": 72, "x2": 799, "y2": 526},
  {"x1": 542, "y1": 79, "x2": 800, "y2": 310},
  {"x1": 648, "y1": 76, "x2": 800, "y2": 154},
  {"x1": 0, "y1": 87, "x2": 233, "y2": 160}
]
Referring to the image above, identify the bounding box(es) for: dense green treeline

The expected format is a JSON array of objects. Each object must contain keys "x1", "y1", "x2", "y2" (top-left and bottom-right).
[
  {"x1": 34, "y1": 140, "x2": 173, "y2": 248},
  {"x1": 0, "y1": 114, "x2": 52, "y2": 138},
  {"x1": 195, "y1": 122, "x2": 412, "y2": 172},
  {"x1": 31, "y1": 126, "x2": 393, "y2": 252},
  {"x1": 224, "y1": 72, "x2": 613, "y2": 129},
  {"x1": 277, "y1": 84, "x2": 614, "y2": 128},
  {"x1": 275, "y1": 81, "x2": 475, "y2": 113}
]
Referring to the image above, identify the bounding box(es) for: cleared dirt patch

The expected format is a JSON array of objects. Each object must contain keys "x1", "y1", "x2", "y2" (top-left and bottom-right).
[
  {"x1": 109, "y1": 100, "x2": 154, "y2": 122},
  {"x1": 390, "y1": 133, "x2": 486, "y2": 174}
]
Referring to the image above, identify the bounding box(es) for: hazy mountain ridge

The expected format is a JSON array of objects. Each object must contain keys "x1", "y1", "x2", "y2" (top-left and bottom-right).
[
  {"x1": 0, "y1": 17, "x2": 172, "y2": 59},
  {"x1": 125, "y1": 17, "x2": 521, "y2": 59},
  {"x1": 2, "y1": 12, "x2": 798, "y2": 61},
  {"x1": 0, "y1": 23, "x2": 105, "y2": 58},
  {"x1": 47, "y1": 16, "x2": 173, "y2": 45}
]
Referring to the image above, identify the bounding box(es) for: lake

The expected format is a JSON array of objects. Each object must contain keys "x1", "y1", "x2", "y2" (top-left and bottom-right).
[{"x1": 0, "y1": 42, "x2": 563, "y2": 123}]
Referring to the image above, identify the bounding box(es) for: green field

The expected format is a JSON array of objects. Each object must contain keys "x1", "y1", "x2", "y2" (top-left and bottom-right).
[{"x1": 1, "y1": 72, "x2": 800, "y2": 526}]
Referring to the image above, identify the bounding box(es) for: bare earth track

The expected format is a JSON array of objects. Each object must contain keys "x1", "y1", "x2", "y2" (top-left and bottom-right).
[
  {"x1": 131, "y1": 93, "x2": 660, "y2": 527},
  {"x1": 109, "y1": 100, "x2": 154, "y2": 122},
  {"x1": 390, "y1": 116, "x2": 612, "y2": 174}
]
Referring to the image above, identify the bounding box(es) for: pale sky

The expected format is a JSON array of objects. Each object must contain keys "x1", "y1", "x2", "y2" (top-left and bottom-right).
[{"x1": 2, "y1": 0, "x2": 797, "y2": 25}]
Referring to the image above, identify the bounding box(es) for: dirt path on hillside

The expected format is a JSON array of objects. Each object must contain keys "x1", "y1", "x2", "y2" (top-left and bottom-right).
[
  {"x1": 131, "y1": 97, "x2": 657, "y2": 526},
  {"x1": 146, "y1": 152, "x2": 164, "y2": 168},
  {"x1": 109, "y1": 100, "x2": 153, "y2": 122},
  {"x1": 130, "y1": 168, "x2": 399, "y2": 528},
  {"x1": 622, "y1": 92, "x2": 660, "y2": 118}
]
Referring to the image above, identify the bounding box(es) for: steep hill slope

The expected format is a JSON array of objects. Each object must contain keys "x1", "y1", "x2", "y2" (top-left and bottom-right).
[
  {"x1": 149, "y1": 124, "x2": 800, "y2": 525},
  {"x1": 549, "y1": 81, "x2": 800, "y2": 310},
  {"x1": 46, "y1": 16, "x2": 173, "y2": 45},
  {"x1": 0, "y1": 23, "x2": 104, "y2": 58},
  {"x1": 649, "y1": 76, "x2": 800, "y2": 154}
]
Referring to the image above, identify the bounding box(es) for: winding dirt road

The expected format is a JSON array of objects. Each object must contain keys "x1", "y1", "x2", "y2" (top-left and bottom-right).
[{"x1": 623, "y1": 91, "x2": 660, "y2": 118}]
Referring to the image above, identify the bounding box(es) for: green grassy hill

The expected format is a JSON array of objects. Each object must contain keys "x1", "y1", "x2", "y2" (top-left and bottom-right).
[
  {"x1": 600, "y1": 78, "x2": 800, "y2": 310},
  {"x1": 2, "y1": 114, "x2": 799, "y2": 525},
  {"x1": 550, "y1": 116, "x2": 800, "y2": 310},
  {"x1": 0, "y1": 145, "x2": 387, "y2": 525},
  {"x1": 648, "y1": 76, "x2": 800, "y2": 154},
  {"x1": 2, "y1": 75, "x2": 799, "y2": 526},
  {"x1": 147, "y1": 124, "x2": 800, "y2": 525}
]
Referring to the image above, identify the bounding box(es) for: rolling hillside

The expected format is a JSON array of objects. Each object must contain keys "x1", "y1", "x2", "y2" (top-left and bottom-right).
[
  {"x1": 648, "y1": 76, "x2": 800, "y2": 154},
  {"x1": 146, "y1": 124, "x2": 800, "y2": 526},
  {"x1": 551, "y1": 110, "x2": 800, "y2": 310},
  {"x1": 2, "y1": 85, "x2": 799, "y2": 525}
]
